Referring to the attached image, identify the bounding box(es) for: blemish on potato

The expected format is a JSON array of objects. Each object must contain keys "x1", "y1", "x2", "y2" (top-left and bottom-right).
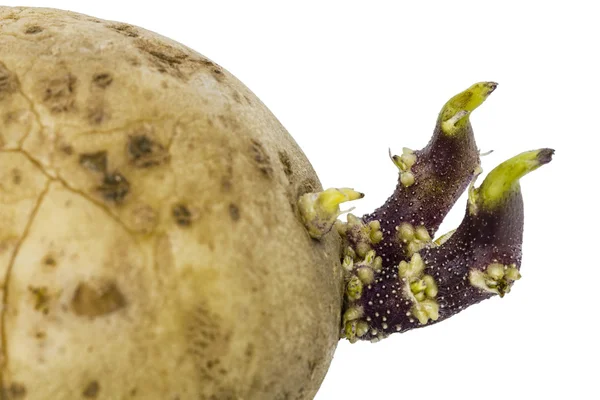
[
  {"x1": 24, "y1": 25, "x2": 43, "y2": 34},
  {"x1": 92, "y1": 72, "x2": 113, "y2": 88},
  {"x1": 60, "y1": 144, "x2": 74, "y2": 155},
  {"x1": 79, "y1": 151, "x2": 108, "y2": 173},
  {"x1": 128, "y1": 134, "x2": 169, "y2": 168},
  {"x1": 82, "y1": 381, "x2": 100, "y2": 398},
  {"x1": 0, "y1": 63, "x2": 18, "y2": 99},
  {"x1": 11, "y1": 168, "x2": 22, "y2": 185},
  {"x1": 97, "y1": 172, "x2": 130, "y2": 203},
  {"x1": 35, "y1": 331, "x2": 46, "y2": 339},
  {"x1": 136, "y1": 38, "x2": 193, "y2": 78},
  {"x1": 229, "y1": 204, "x2": 240, "y2": 221},
  {"x1": 3, "y1": 382, "x2": 27, "y2": 398},
  {"x1": 200, "y1": 59, "x2": 225, "y2": 79},
  {"x1": 221, "y1": 161, "x2": 234, "y2": 192},
  {"x1": 41, "y1": 73, "x2": 77, "y2": 113},
  {"x1": 297, "y1": 178, "x2": 318, "y2": 197},
  {"x1": 28, "y1": 285, "x2": 51, "y2": 314},
  {"x1": 43, "y1": 254, "x2": 57, "y2": 266},
  {"x1": 279, "y1": 151, "x2": 293, "y2": 178},
  {"x1": 250, "y1": 139, "x2": 273, "y2": 178},
  {"x1": 211, "y1": 67, "x2": 224, "y2": 82},
  {"x1": 135, "y1": 38, "x2": 211, "y2": 80},
  {"x1": 172, "y1": 203, "x2": 192, "y2": 227},
  {"x1": 108, "y1": 23, "x2": 139, "y2": 37},
  {"x1": 71, "y1": 281, "x2": 126, "y2": 317}
]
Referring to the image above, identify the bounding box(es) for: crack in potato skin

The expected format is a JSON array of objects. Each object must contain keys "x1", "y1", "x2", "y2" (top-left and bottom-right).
[{"x1": 0, "y1": 179, "x2": 50, "y2": 397}]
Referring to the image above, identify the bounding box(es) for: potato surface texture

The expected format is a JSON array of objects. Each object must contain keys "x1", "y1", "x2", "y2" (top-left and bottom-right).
[{"x1": 0, "y1": 7, "x2": 343, "y2": 399}]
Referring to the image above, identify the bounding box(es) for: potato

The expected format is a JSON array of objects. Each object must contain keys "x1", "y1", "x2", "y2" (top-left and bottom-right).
[
  {"x1": 0, "y1": 6, "x2": 553, "y2": 400},
  {"x1": 0, "y1": 7, "x2": 342, "y2": 399}
]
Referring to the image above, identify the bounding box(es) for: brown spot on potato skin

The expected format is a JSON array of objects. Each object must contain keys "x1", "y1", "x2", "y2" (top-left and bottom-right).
[
  {"x1": 97, "y1": 172, "x2": 130, "y2": 203},
  {"x1": 0, "y1": 63, "x2": 18, "y2": 99},
  {"x1": 11, "y1": 169, "x2": 22, "y2": 185},
  {"x1": 229, "y1": 204, "x2": 240, "y2": 221},
  {"x1": 71, "y1": 282, "x2": 126, "y2": 317},
  {"x1": 135, "y1": 38, "x2": 218, "y2": 80},
  {"x1": 82, "y1": 381, "x2": 100, "y2": 398},
  {"x1": 42, "y1": 73, "x2": 77, "y2": 113},
  {"x1": 128, "y1": 135, "x2": 169, "y2": 168},
  {"x1": 43, "y1": 255, "x2": 57, "y2": 266},
  {"x1": 279, "y1": 151, "x2": 293, "y2": 178},
  {"x1": 28, "y1": 286, "x2": 50, "y2": 314},
  {"x1": 92, "y1": 73, "x2": 113, "y2": 88},
  {"x1": 24, "y1": 25, "x2": 43, "y2": 34},
  {"x1": 136, "y1": 38, "x2": 194, "y2": 78},
  {"x1": 250, "y1": 139, "x2": 273, "y2": 178},
  {"x1": 211, "y1": 67, "x2": 224, "y2": 82},
  {"x1": 79, "y1": 151, "x2": 108, "y2": 173},
  {"x1": 172, "y1": 203, "x2": 192, "y2": 227},
  {"x1": 61, "y1": 144, "x2": 74, "y2": 155},
  {"x1": 3, "y1": 382, "x2": 27, "y2": 398}
]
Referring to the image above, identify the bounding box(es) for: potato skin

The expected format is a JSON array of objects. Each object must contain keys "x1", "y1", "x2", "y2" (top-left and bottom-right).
[{"x1": 0, "y1": 7, "x2": 342, "y2": 399}]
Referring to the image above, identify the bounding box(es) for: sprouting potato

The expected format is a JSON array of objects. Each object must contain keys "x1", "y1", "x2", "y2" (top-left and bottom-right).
[{"x1": 0, "y1": 6, "x2": 552, "y2": 400}]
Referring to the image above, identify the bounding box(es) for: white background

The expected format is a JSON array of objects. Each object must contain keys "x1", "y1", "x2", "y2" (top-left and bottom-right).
[{"x1": 3, "y1": 1, "x2": 598, "y2": 399}]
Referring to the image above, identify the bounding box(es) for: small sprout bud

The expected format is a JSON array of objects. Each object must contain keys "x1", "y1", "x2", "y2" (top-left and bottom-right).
[
  {"x1": 400, "y1": 171, "x2": 415, "y2": 187},
  {"x1": 414, "y1": 292, "x2": 426, "y2": 302},
  {"x1": 505, "y1": 267, "x2": 521, "y2": 281},
  {"x1": 469, "y1": 262, "x2": 521, "y2": 297},
  {"x1": 400, "y1": 152, "x2": 417, "y2": 169},
  {"x1": 398, "y1": 260, "x2": 410, "y2": 277},
  {"x1": 342, "y1": 255, "x2": 354, "y2": 272},
  {"x1": 356, "y1": 242, "x2": 371, "y2": 258},
  {"x1": 415, "y1": 226, "x2": 431, "y2": 242},
  {"x1": 335, "y1": 220, "x2": 347, "y2": 235},
  {"x1": 368, "y1": 220, "x2": 381, "y2": 231},
  {"x1": 343, "y1": 307, "x2": 363, "y2": 323},
  {"x1": 357, "y1": 267, "x2": 375, "y2": 285},
  {"x1": 398, "y1": 222, "x2": 432, "y2": 256},
  {"x1": 363, "y1": 250, "x2": 376, "y2": 265},
  {"x1": 370, "y1": 230, "x2": 383, "y2": 244},
  {"x1": 344, "y1": 246, "x2": 356, "y2": 259},
  {"x1": 298, "y1": 187, "x2": 363, "y2": 239},
  {"x1": 372, "y1": 256, "x2": 383, "y2": 272},
  {"x1": 397, "y1": 223, "x2": 415, "y2": 242},
  {"x1": 355, "y1": 321, "x2": 369, "y2": 337},
  {"x1": 487, "y1": 263, "x2": 506, "y2": 280},
  {"x1": 413, "y1": 308, "x2": 430, "y2": 325},
  {"x1": 421, "y1": 299, "x2": 440, "y2": 321},
  {"x1": 344, "y1": 321, "x2": 357, "y2": 342},
  {"x1": 410, "y1": 253, "x2": 425, "y2": 274},
  {"x1": 423, "y1": 275, "x2": 438, "y2": 298},
  {"x1": 347, "y1": 213, "x2": 361, "y2": 225},
  {"x1": 346, "y1": 276, "x2": 363, "y2": 300},
  {"x1": 410, "y1": 280, "x2": 427, "y2": 294}
]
